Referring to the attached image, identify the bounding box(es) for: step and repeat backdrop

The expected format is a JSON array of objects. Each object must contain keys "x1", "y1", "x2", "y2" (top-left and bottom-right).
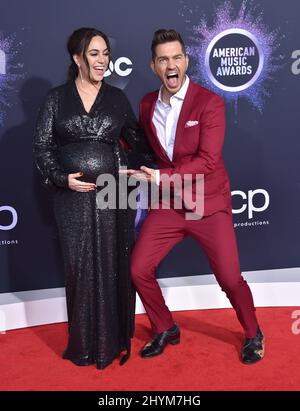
[{"x1": 0, "y1": 0, "x2": 299, "y2": 293}]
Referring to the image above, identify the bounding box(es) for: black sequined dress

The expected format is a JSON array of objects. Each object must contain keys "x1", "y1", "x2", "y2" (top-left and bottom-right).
[{"x1": 34, "y1": 80, "x2": 151, "y2": 369}]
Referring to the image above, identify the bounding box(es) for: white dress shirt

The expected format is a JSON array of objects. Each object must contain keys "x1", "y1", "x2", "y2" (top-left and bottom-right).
[{"x1": 152, "y1": 76, "x2": 190, "y2": 184}]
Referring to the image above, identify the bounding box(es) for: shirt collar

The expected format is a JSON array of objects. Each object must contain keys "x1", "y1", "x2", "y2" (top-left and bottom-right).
[{"x1": 157, "y1": 75, "x2": 190, "y2": 106}]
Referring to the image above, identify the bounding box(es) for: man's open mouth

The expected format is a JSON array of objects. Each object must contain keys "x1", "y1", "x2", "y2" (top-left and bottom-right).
[{"x1": 166, "y1": 72, "x2": 179, "y2": 88}]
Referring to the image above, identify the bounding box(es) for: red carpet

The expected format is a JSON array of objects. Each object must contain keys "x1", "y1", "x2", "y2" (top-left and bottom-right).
[{"x1": 0, "y1": 307, "x2": 299, "y2": 391}]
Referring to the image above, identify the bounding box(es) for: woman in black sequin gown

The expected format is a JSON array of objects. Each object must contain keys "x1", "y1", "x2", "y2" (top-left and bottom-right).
[{"x1": 34, "y1": 28, "x2": 151, "y2": 369}]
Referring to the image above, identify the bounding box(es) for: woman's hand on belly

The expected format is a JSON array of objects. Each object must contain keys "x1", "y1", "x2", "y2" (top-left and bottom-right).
[{"x1": 68, "y1": 172, "x2": 97, "y2": 192}]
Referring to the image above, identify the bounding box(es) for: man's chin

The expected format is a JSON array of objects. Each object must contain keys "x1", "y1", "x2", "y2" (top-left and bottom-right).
[{"x1": 164, "y1": 84, "x2": 181, "y2": 95}]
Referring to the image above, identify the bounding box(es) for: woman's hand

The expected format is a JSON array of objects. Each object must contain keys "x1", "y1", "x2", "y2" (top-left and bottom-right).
[{"x1": 68, "y1": 172, "x2": 96, "y2": 192}]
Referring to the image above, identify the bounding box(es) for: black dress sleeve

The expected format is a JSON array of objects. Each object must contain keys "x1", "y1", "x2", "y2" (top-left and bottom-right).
[
  {"x1": 120, "y1": 93, "x2": 156, "y2": 169},
  {"x1": 33, "y1": 89, "x2": 69, "y2": 189}
]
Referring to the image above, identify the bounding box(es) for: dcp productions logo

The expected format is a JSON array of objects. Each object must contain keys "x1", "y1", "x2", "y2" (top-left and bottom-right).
[
  {"x1": 0, "y1": 205, "x2": 18, "y2": 231},
  {"x1": 232, "y1": 189, "x2": 269, "y2": 219},
  {"x1": 231, "y1": 188, "x2": 270, "y2": 229},
  {"x1": 0, "y1": 205, "x2": 18, "y2": 248}
]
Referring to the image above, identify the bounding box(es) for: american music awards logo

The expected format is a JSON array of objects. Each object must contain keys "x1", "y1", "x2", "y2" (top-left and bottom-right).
[
  {"x1": 205, "y1": 28, "x2": 263, "y2": 92},
  {"x1": 0, "y1": 32, "x2": 23, "y2": 124},
  {"x1": 180, "y1": 0, "x2": 282, "y2": 112}
]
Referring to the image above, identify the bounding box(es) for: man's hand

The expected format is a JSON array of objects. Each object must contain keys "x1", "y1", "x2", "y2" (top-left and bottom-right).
[
  {"x1": 119, "y1": 166, "x2": 156, "y2": 183},
  {"x1": 140, "y1": 166, "x2": 156, "y2": 183}
]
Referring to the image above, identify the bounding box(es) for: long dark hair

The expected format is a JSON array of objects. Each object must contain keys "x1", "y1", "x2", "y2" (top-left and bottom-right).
[{"x1": 67, "y1": 27, "x2": 111, "y2": 81}]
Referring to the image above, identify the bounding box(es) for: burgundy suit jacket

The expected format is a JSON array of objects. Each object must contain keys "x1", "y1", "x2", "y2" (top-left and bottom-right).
[{"x1": 139, "y1": 80, "x2": 232, "y2": 217}]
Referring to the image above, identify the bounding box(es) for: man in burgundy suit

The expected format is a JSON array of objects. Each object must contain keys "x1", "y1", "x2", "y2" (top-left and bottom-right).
[{"x1": 124, "y1": 29, "x2": 264, "y2": 364}]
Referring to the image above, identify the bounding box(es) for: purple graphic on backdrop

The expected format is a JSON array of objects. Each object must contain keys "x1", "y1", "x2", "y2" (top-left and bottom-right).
[
  {"x1": 0, "y1": 32, "x2": 23, "y2": 124},
  {"x1": 180, "y1": 0, "x2": 283, "y2": 112}
]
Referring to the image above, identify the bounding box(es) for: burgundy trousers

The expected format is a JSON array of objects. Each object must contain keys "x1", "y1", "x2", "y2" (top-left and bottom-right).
[{"x1": 131, "y1": 208, "x2": 258, "y2": 338}]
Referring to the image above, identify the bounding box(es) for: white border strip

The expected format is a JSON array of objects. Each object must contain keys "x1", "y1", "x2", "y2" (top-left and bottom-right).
[{"x1": 1, "y1": 268, "x2": 299, "y2": 332}]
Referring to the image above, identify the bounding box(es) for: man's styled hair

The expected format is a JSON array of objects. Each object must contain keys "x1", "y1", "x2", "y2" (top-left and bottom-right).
[{"x1": 151, "y1": 29, "x2": 186, "y2": 61}]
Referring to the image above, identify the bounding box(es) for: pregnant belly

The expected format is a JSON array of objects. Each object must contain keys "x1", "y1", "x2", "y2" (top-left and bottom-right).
[{"x1": 58, "y1": 142, "x2": 116, "y2": 183}]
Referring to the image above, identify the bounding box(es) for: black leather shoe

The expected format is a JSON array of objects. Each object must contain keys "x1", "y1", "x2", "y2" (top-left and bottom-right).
[
  {"x1": 141, "y1": 324, "x2": 180, "y2": 358},
  {"x1": 241, "y1": 326, "x2": 264, "y2": 364}
]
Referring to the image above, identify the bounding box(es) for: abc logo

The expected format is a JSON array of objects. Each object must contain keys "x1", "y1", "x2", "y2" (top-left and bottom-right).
[
  {"x1": 232, "y1": 189, "x2": 269, "y2": 219},
  {"x1": 0, "y1": 206, "x2": 18, "y2": 230},
  {"x1": 104, "y1": 57, "x2": 133, "y2": 77}
]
